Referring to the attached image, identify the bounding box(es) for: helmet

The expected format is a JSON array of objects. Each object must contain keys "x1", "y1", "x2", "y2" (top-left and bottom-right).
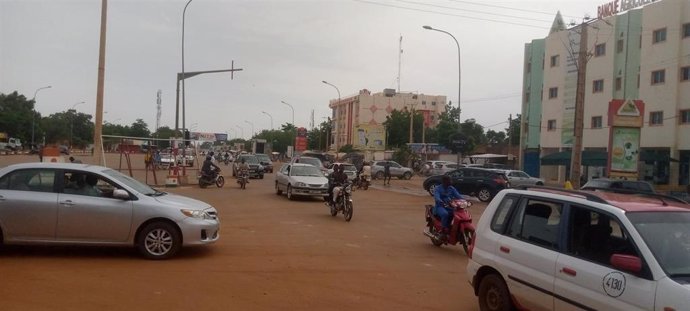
[
  {"x1": 206, "y1": 155, "x2": 212, "y2": 161},
  {"x1": 241, "y1": 158, "x2": 245, "y2": 163}
]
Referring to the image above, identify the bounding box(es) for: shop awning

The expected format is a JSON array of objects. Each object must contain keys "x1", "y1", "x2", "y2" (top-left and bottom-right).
[
  {"x1": 639, "y1": 150, "x2": 679, "y2": 162},
  {"x1": 540, "y1": 150, "x2": 608, "y2": 167}
]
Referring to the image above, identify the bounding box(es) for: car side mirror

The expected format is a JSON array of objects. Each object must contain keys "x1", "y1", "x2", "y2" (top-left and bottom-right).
[
  {"x1": 113, "y1": 189, "x2": 130, "y2": 200},
  {"x1": 610, "y1": 254, "x2": 642, "y2": 274}
]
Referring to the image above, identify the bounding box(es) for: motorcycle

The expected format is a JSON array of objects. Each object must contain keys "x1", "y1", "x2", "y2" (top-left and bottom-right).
[
  {"x1": 327, "y1": 182, "x2": 353, "y2": 221},
  {"x1": 353, "y1": 173, "x2": 370, "y2": 190},
  {"x1": 237, "y1": 170, "x2": 249, "y2": 190},
  {"x1": 199, "y1": 168, "x2": 225, "y2": 188},
  {"x1": 423, "y1": 199, "x2": 475, "y2": 255}
]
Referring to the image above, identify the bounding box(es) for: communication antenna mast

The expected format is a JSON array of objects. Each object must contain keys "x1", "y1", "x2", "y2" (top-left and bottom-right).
[
  {"x1": 156, "y1": 89, "x2": 162, "y2": 133},
  {"x1": 310, "y1": 109, "x2": 315, "y2": 130},
  {"x1": 397, "y1": 35, "x2": 402, "y2": 93}
]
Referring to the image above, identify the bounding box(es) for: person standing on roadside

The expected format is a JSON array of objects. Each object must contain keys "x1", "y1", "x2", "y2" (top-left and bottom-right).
[{"x1": 383, "y1": 161, "x2": 392, "y2": 186}]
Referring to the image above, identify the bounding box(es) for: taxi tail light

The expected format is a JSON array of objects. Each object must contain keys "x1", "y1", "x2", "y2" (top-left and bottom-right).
[{"x1": 610, "y1": 254, "x2": 642, "y2": 274}]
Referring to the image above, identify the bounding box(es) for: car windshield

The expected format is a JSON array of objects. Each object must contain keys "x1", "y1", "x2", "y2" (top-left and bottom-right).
[
  {"x1": 103, "y1": 169, "x2": 164, "y2": 196},
  {"x1": 628, "y1": 212, "x2": 690, "y2": 279},
  {"x1": 341, "y1": 164, "x2": 356, "y2": 172},
  {"x1": 299, "y1": 158, "x2": 322, "y2": 168},
  {"x1": 256, "y1": 154, "x2": 270, "y2": 162},
  {"x1": 291, "y1": 166, "x2": 323, "y2": 177},
  {"x1": 241, "y1": 156, "x2": 259, "y2": 164}
]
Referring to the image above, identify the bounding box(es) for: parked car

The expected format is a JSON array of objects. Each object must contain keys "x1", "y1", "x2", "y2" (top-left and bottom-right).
[
  {"x1": 300, "y1": 152, "x2": 334, "y2": 167},
  {"x1": 326, "y1": 162, "x2": 358, "y2": 180},
  {"x1": 467, "y1": 186, "x2": 690, "y2": 311},
  {"x1": 371, "y1": 161, "x2": 414, "y2": 180},
  {"x1": 232, "y1": 154, "x2": 264, "y2": 179},
  {"x1": 422, "y1": 167, "x2": 510, "y2": 202},
  {"x1": 255, "y1": 153, "x2": 273, "y2": 173},
  {"x1": 581, "y1": 178, "x2": 655, "y2": 193},
  {"x1": 0, "y1": 162, "x2": 220, "y2": 259},
  {"x1": 492, "y1": 169, "x2": 544, "y2": 187},
  {"x1": 275, "y1": 163, "x2": 329, "y2": 200},
  {"x1": 428, "y1": 162, "x2": 464, "y2": 176}
]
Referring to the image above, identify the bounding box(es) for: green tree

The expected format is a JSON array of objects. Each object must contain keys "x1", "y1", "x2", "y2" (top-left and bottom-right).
[
  {"x1": 506, "y1": 114, "x2": 521, "y2": 146},
  {"x1": 486, "y1": 129, "x2": 507, "y2": 146},
  {"x1": 128, "y1": 119, "x2": 150, "y2": 138},
  {"x1": 307, "y1": 119, "x2": 332, "y2": 151},
  {"x1": 151, "y1": 126, "x2": 181, "y2": 149},
  {"x1": 382, "y1": 108, "x2": 424, "y2": 148},
  {"x1": 0, "y1": 91, "x2": 34, "y2": 143},
  {"x1": 338, "y1": 144, "x2": 355, "y2": 153}
]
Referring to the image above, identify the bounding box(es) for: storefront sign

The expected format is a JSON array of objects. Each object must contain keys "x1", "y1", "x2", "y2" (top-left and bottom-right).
[
  {"x1": 610, "y1": 127, "x2": 640, "y2": 173},
  {"x1": 608, "y1": 99, "x2": 645, "y2": 127},
  {"x1": 598, "y1": 0, "x2": 658, "y2": 19}
]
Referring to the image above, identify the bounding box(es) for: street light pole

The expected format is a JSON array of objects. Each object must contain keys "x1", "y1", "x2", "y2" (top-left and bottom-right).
[
  {"x1": 321, "y1": 80, "x2": 340, "y2": 151},
  {"x1": 423, "y1": 25, "x2": 461, "y2": 164},
  {"x1": 236, "y1": 125, "x2": 244, "y2": 140},
  {"x1": 261, "y1": 111, "x2": 274, "y2": 130},
  {"x1": 69, "y1": 101, "x2": 85, "y2": 149},
  {"x1": 181, "y1": 0, "x2": 193, "y2": 135},
  {"x1": 244, "y1": 120, "x2": 254, "y2": 138},
  {"x1": 281, "y1": 100, "x2": 296, "y2": 156},
  {"x1": 31, "y1": 85, "x2": 52, "y2": 147}
]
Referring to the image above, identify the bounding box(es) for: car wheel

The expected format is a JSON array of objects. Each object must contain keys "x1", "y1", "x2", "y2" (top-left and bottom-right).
[
  {"x1": 275, "y1": 182, "x2": 283, "y2": 195},
  {"x1": 375, "y1": 171, "x2": 384, "y2": 179},
  {"x1": 137, "y1": 222, "x2": 181, "y2": 260},
  {"x1": 428, "y1": 183, "x2": 440, "y2": 196},
  {"x1": 403, "y1": 172, "x2": 412, "y2": 180},
  {"x1": 260, "y1": 174, "x2": 264, "y2": 179},
  {"x1": 287, "y1": 185, "x2": 294, "y2": 200},
  {"x1": 478, "y1": 187, "x2": 493, "y2": 202},
  {"x1": 478, "y1": 274, "x2": 513, "y2": 311}
]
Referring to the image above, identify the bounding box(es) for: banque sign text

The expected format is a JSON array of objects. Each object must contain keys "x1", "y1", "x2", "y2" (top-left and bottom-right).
[{"x1": 598, "y1": 0, "x2": 658, "y2": 19}]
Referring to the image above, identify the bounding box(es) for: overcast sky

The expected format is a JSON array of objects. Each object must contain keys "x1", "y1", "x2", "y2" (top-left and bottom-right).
[{"x1": 1, "y1": 0, "x2": 604, "y2": 139}]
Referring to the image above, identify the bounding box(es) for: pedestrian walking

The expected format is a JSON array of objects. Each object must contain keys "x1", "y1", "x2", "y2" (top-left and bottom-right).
[{"x1": 383, "y1": 161, "x2": 392, "y2": 186}]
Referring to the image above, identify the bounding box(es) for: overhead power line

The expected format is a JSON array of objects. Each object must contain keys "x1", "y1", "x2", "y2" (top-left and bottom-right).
[
  {"x1": 394, "y1": 0, "x2": 553, "y2": 23},
  {"x1": 448, "y1": 0, "x2": 581, "y2": 19},
  {"x1": 351, "y1": 0, "x2": 549, "y2": 29}
]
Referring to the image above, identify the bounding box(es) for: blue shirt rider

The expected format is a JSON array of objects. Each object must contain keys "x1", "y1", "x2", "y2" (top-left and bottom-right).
[{"x1": 433, "y1": 175, "x2": 462, "y2": 232}]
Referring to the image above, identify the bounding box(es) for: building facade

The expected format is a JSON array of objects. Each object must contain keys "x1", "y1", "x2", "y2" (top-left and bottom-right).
[
  {"x1": 521, "y1": 0, "x2": 690, "y2": 189},
  {"x1": 329, "y1": 89, "x2": 446, "y2": 151}
]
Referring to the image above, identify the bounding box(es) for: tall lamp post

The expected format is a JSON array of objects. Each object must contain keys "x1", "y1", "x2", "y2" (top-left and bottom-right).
[
  {"x1": 69, "y1": 101, "x2": 85, "y2": 149},
  {"x1": 181, "y1": 0, "x2": 193, "y2": 135},
  {"x1": 281, "y1": 100, "x2": 296, "y2": 156},
  {"x1": 31, "y1": 85, "x2": 52, "y2": 147},
  {"x1": 321, "y1": 80, "x2": 339, "y2": 151},
  {"x1": 261, "y1": 111, "x2": 274, "y2": 130},
  {"x1": 236, "y1": 125, "x2": 244, "y2": 140},
  {"x1": 244, "y1": 120, "x2": 254, "y2": 138},
  {"x1": 423, "y1": 25, "x2": 462, "y2": 164}
]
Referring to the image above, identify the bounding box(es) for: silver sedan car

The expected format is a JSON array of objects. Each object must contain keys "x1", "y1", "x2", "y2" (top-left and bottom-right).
[
  {"x1": 0, "y1": 163, "x2": 219, "y2": 259},
  {"x1": 275, "y1": 163, "x2": 329, "y2": 200},
  {"x1": 493, "y1": 169, "x2": 544, "y2": 187}
]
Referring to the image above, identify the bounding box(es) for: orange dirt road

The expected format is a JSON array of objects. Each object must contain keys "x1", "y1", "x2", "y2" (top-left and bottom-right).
[{"x1": 0, "y1": 155, "x2": 483, "y2": 310}]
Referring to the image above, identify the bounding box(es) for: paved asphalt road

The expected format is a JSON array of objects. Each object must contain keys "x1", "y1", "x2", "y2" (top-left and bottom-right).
[{"x1": 0, "y1": 154, "x2": 485, "y2": 310}]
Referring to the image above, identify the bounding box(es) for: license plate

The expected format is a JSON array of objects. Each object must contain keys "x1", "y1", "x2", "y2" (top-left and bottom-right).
[{"x1": 310, "y1": 190, "x2": 322, "y2": 194}]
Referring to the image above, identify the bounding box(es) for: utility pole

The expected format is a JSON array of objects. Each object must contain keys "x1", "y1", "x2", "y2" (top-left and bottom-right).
[
  {"x1": 508, "y1": 114, "x2": 512, "y2": 168},
  {"x1": 93, "y1": 0, "x2": 107, "y2": 165},
  {"x1": 571, "y1": 21, "x2": 588, "y2": 189}
]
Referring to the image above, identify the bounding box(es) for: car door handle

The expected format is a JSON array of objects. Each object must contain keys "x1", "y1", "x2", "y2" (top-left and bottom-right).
[
  {"x1": 59, "y1": 200, "x2": 76, "y2": 206},
  {"x1": 499, "y1": 246, "x2": 510, "y2": 253},
  {"x1": 0, "y1": 195, "x2": 5, "y2": 201},
  {"x1": 561, "y1": 267, "x2": 577, "y2": 276}
]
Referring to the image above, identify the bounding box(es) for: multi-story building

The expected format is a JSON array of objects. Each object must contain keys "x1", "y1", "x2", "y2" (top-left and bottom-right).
[
  {"x1": 328, "y1": 89, "x2": 446, "y2": 151},
  {"x1": 521, "y1": 0, "x2": 690, "y2": 189}
]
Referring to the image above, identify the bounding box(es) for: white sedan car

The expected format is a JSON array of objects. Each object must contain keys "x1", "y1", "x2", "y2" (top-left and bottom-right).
[{"x1": 275, "y1": 163, "x2": 329, "y2": 200}]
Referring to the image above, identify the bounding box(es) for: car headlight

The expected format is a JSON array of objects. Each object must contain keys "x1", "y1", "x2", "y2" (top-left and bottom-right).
[
  {"x1": 295, "y1": 182, "x2": 306, "y2": 187},
  {"x1": 181, "y1": 209, "x2": 213, "y2": 220},
  {"x1": 323, "y1": 183, "x2": 329, "y2": 188}
]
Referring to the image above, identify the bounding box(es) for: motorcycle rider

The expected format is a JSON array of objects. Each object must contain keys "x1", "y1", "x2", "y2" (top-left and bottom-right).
[
  {"x1": 359, "y1": 161, "x2": 371, "y2": 186},
  {"x1": 237, "y1": 157, "x2": 250, "y2": 183},
  {"x1": 328, "y1": 164, "x2": 348, "y2": 206},
  {"x1": 433, "y1": 175, "x2": 462, "y2": 235},
  {"x1": 201, "y1": 155, "x2": 221, "y2": 180}
]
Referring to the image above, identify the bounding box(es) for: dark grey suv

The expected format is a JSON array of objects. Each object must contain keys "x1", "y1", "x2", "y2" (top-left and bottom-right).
[
  {"x1": 422, "y1": 167, "x2": 510, "y2": 202},
  {"x1": 581, "y1": 178, "x2": 655, "y2": 193}
]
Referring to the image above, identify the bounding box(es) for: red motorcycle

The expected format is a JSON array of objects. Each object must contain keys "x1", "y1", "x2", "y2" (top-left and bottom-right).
[{"x1": 423, "y1": 199, "x2": 475, "y2": 255}]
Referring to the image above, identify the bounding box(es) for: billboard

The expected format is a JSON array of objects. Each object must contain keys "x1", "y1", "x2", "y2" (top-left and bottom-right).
[
  {"x1": 610, "y1": 127, "x2": 640, "y2": 173},
  {"x1": 295, "y1": 127, "x2": 308, "y2": 152},
  {"x1": 352, "y1": 124, "x2": 386, "y2": 151}
]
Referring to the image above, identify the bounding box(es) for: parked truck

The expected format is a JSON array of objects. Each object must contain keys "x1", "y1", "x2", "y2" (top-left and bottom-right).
[{"x1": 0, "y1": 132, "x2": 23, "y2": 154}]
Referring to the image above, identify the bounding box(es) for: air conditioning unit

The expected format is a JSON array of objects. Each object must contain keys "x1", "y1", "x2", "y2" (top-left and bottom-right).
[{"x1": 383, "y1": 88, "x2": 396, "y2": 97}]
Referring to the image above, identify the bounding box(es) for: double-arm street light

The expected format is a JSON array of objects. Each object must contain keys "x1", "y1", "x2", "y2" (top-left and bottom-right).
[
  {"x1": 235, "y1": 125, "x2": 244, "y2": 140},
  {"x1": 69, "y1": 101, "x2": 86, "y2": 148},
  {"x1": 244, "y1": 120, "x2": 254, "y2": 138},
  {"x1": 423, "y1": 25, "x2": 462, "y2": 164},
  {"x1": 31, "y1": 85, "x2": 52, "y2": 146}
]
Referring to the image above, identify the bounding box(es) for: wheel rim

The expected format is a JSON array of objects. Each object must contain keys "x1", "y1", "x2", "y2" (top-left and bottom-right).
[
  {"x1": 144, "y1": 228, "x2": 173, "y2": 256},
  {"x1": 404, "y1": 172, "x2": 411, "y2": 180},
  {"x1": 485, "y1": 286, "x2": 502, "y2": 310},
  {"x1": 479, "y1": 189, "x2": 491, "y2": 201},
  {"x1": 287, "y1": 186, "x2": 292, "y2": 199},
  {"x1": 217, "y1": 176, "x2": 225, "y2": 187}
]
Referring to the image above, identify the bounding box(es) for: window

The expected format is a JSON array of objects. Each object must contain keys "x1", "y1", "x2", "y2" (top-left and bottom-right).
[
  {"x1": 550, "y1": 55, "x2": 559, "y2": 67},
  {"x1": 567, "y1": 206, "x2": 636, "y2": 266},
  {"x1": 0, "y1": 169, "x2": 55, "y2": 192},
  {"x1": 593, "y1": 79, "x2": 604, "y2": 93},
  {"x1": 651, "y1": 69, "x2": 666, "y2": 85},
  {"x1": 548, "y1": 87, "x2": 558, "y2": 99},
  {"x1": 684, "y1": 23, "x2": 690, "y2": 38},
  {"x1": 507, "y1": 199, "x2": 562, "y2": 249},
  {"x1": 526, "y1": 62, "x2": 532, "y2": 73},
  {"x1": 681, "y1": 67, "x2": 690, "y2": 82},
  {"x1": 653, "y1": 28, "x2": 667, "y2": 44},
  {"x1": 650, "y1": 111, "x2": 664, "y2": 125},
  {"x1": 62, "y1": 171, "x2": 116, "y2": 197},
  {"x1": 615, "y1": 77, "x2": 622, "y2": 91},
  {"x1": 680, "y1": 109, "x2": 690, "y2": 125},
  {"x1": 448, "y1": 170, "x2": 464, "y2": 178},
  {"x1": 431, "y1": 101, "x2": 436, "y2": 105},
  {"x1": 547, "y1": 120, "x2": 557, "y2": 131},
  {"x1": 491, "y1": 195, "x2": 517, "y2": 233},
  {"x1": 594, "y1": 43, "x2": 606, "y2": 57},
  {"x1": 616, "y1": 39, "x2": 624, "y2": 53},
  {"x1": 422, "y1": 100, "x2": 426, "y2": 105},
  {"x1": 591, "y1": 116, "x2": 603, "y2": 129}
]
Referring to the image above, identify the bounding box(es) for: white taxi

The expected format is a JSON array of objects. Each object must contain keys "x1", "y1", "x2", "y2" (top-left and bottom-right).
[{"x1": 467, "y1": 186, "x2": 690, "y2": 311}]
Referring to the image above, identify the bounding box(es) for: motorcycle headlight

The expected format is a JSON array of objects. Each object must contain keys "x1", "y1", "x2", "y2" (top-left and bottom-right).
[
  {"x1": 295, "y1": 182, "x2": 306, "y2": 187},
  {"x1": 181, "y1": 209, "x2": 213, "y2": 220},
  {"x1": 345, "y1": 187, "x2": 352, "y2": 194}
]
